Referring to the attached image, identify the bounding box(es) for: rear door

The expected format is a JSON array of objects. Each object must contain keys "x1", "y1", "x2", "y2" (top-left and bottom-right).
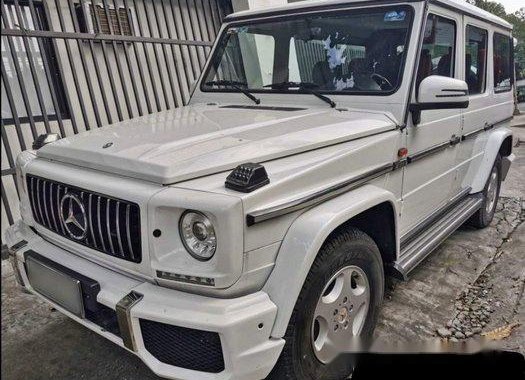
[
  {"x1": 457, "y1": 19, "x2": 514, "y2": 192},
  {"x1": 400, "y1": 9, "x2": 463, "y2": 237}
]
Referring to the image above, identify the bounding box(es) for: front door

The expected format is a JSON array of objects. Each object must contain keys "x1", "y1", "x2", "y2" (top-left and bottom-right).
[{"x1": 400, "y1": 9, "x2": 463, "y2": 238}]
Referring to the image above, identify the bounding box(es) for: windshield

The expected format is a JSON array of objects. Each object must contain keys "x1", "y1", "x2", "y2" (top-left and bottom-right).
[{"x1": 202, "y1": 6, "x2": 413, "y2": 95}]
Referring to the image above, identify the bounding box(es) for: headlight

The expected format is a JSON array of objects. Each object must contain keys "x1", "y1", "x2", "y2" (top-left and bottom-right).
[{"x1": 179, "y1": 211, "x2": 217, "y2": 261}]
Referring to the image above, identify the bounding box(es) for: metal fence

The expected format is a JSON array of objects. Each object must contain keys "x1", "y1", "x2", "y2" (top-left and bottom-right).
[{"x1": 1, "y1": 0, "x2": 232, "y2": 241}]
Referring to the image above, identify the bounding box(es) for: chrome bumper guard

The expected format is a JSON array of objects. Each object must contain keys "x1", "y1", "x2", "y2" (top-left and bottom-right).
[{"x1": 116, "y1": 291, "x2": 144, "y2": 351}]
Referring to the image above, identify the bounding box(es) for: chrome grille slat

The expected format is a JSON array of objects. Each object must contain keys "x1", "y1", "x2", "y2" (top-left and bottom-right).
[
  {"x1": 29, "y1": 177, "x2": 39, "y2": 223},
  {"x1": 97, "y1": 195, "x2": 108, "y2": 253},
  {"x1": 49, "y1": 182, "x2": 59, "y2": 232},
  {"x1": 125, "y1": 204, "x2": 135, "y2": 261},
  {"x1": 88, "y1": 194, "x2": 98, "y2": 249},
  {"x1": 115, "y1": 201, "x2": 125, "y2": 258},
  {"x1": 26, "y1": 175, "x2": 141, "y2": 263},
  {"x1": 42, "y1": 181, "x2": 52, "y2": 229},
  {"x1": 80, "y1": 192, "x2": 88, "y2": 245},
  {"x1": 36, "y1": 178, "x2": 44, "y2": 225},
  {"x1": 106, "y1": 198, "x2": 115, "y2": 255},
  {"x1": 56, "y1": 185, "x2": 66, "y2": 235}
]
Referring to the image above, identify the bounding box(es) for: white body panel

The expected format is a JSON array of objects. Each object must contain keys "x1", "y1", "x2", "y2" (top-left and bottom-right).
[
  {"x1": 263, "y1": 184, "x2": 398, "y2": 337},
  {"x1": 5, "y1": 1, "x2": 515, "y2": 379},
  {"x1": 37, "y1": 105, "x2": 396, "y2": 185},
  {"x1": 469, "y1": 126, "x2": 514, "y2": 192}
]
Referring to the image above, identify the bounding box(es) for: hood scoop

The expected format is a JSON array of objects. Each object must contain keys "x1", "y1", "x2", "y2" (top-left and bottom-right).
[{"x1": 225, "y1": 163, "x2": 270, "y2": 193}]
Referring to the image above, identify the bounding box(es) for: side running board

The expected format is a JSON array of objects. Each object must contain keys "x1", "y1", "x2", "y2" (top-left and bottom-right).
[{"x1": 391, "y1": 194, "x2": 483, "y2": 280}]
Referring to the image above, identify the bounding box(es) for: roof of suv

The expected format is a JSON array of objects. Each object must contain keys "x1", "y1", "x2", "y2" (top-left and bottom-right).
[{"x1": 225, "y1": 0, "x2": 512, "y2": 30}]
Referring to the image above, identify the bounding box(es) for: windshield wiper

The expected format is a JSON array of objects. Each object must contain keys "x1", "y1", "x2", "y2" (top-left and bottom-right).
[
  {"x1": 264, "y1": 81, "x2": 336, "y2": 108},
  {"x1": 206, "y1": 80, "x2": 261, "y2": 105}
]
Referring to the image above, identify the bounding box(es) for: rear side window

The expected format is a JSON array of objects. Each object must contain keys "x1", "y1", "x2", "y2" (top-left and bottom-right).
[
  {"x1": 465, "y1": 25, "x2": 487, "y2": 95},
  {"x1": 416, "y1": 14, "x2": 456, "y2": 88},
  {"x1": 493, "y1": 33, "x2": 512, "y2": 92}
]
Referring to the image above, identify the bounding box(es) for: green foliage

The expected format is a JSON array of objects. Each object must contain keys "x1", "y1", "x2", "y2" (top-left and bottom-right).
[
  {"x1": 467, "y1": 0, "x2": 506, "y2": 17},
  {"x1": 466, "y1": 1, "x2": 525, "y2": 79}
]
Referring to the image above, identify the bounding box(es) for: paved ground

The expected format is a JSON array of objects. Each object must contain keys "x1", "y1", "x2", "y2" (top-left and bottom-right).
[
  {"x1": 1, "y1": 123, "x2": 524, "y2": 379},
  {"x1": 518, "y1": 102, "x2": 525, "y2": 115}
]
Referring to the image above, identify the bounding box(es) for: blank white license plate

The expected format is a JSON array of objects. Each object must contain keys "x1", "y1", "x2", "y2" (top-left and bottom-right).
[{"x1": 26, "y1": 255, "x2": 84, "y2": 318}]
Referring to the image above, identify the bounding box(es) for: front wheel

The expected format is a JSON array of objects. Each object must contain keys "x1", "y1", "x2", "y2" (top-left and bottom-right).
[
  {"x1": 268, "y1": 228, "x2": 384, "y2": 380},
  {"x1": 468, "y1": 154, "x2": 501, "y2": 228}
]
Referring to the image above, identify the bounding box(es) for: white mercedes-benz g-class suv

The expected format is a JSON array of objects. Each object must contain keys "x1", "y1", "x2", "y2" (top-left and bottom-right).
[{"x1": 5, "y1": 0, "x2": 516, "y2": 379}]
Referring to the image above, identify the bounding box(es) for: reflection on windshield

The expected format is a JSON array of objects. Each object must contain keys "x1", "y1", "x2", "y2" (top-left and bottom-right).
[{"x1": 202, "y1": 6, "x2": 413, "y2": 95}]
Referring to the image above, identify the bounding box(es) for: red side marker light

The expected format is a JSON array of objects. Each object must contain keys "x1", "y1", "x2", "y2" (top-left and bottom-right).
[{"x1": 398, "y1": 147, "x2": 408, "y2": 158}]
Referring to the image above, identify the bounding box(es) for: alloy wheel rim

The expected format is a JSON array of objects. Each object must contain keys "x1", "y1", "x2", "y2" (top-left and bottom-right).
[
  {"x1": 485, "y1": 169, "x2": 498, "y2": 214},
  {"x1": 311, "y1": 265, "x2": 370, "y2": 364}
]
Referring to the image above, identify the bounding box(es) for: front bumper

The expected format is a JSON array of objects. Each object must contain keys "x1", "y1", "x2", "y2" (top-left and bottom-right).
[{"x1": 5, "y1": 221, "x2": 284, "y2": 380}]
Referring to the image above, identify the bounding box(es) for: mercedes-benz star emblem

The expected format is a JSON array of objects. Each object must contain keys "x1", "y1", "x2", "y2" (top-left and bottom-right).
[{"x1": 60, "y1": 193, "x2": 88, "y2": 240}]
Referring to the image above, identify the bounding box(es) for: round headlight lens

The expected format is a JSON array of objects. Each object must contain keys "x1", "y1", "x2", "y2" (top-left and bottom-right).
[{"x1": 179, "y1": 211, "x2": 217, "y2": 261}]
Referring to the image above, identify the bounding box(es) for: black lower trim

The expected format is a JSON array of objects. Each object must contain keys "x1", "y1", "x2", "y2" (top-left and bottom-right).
[
  {"x1": 140, "y1": 319, "x2": 225, "y2": 373},
  {"x1": 462, "y1": 127, "x2": 485, "y2": 141},
  {"x1": 9, "y1": 240, "x2": 28, "y2": 252},
  {"x1": 501, "y1": 155, "x2": 513, "y2": 181},
  {"x1": 410, "y1": 101, "x2": 469, "y2": 111},
  {"x1": 85, "y1": 303, "x2": 121, "y2": 337},
  {"x1": 462, "y1": 117, "x2": 512, "y2": 141},
  {"x1": 435, "y1": 94, "x2": 468, "y2": 98},
  {"x1": 247, "y1": 163, "x2": 394, "y2": 225},
  {"x1": 407, "y1": 140, "x2": 450, "y2": 163}
]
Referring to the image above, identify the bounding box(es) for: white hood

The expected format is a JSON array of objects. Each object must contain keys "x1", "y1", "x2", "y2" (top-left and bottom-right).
[{"x1": 37, "y1": 103, "x2": 397, "y2": 184}]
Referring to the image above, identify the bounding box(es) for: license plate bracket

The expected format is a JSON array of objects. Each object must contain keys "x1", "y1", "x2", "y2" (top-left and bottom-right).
[{"x1": 24, "y1": 251, "x2": 101, "y2": 318}]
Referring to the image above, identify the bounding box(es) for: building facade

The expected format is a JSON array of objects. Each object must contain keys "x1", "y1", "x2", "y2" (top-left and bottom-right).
[{"x1": 1, "y1": 0, "x2": 234, "y2": 242}]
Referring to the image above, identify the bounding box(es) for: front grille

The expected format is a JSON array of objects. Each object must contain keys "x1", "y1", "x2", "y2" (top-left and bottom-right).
[
  {"x1": 140, "y1": 319, "x2": 225, "y2": 373},
  {"x1": 26, "y1": 175, "x2": 142, "y2": 263}
]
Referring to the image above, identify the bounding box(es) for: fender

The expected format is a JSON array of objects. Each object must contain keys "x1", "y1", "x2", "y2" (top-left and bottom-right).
[
  {"x1": 470, "y1": 127, "x2": 513, "y2": 193},
  {"x1": 262, "y1": 184, "x2": 398, "y2": 338}
]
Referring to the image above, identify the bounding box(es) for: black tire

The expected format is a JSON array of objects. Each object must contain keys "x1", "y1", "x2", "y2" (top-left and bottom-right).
[
  {"x1": 268, "y1": 227, "x2": 384, "y2": 380},
  {"x1": 468, "y1": 154, "x2": 502, "y2": 229}
]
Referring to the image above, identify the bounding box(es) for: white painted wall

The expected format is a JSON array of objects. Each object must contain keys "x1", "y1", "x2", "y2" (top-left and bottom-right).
[{"x1": 231, "y1": 0, "x2": 288, "y2": 12}]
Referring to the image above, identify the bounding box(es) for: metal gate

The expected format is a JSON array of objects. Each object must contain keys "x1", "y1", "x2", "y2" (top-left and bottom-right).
[{"x1": 1, "y1": 0, "x2": 232, "y2": 243}]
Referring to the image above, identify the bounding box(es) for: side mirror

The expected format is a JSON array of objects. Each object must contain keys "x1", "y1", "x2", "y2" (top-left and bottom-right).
[{"x1": 410, "y1": 76, "x2": 469, "y2": 125}]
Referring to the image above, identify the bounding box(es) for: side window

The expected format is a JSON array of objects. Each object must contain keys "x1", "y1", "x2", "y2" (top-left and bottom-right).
[
  {"x1": 493, "y1": 33, "x2": 512, "y2": 92},
  {"x1": 416, "y1": 14, "x2": 456, "y2": 88},
  {"x1": 465, "y1": 25, "x2": 488, "y2": 95}
]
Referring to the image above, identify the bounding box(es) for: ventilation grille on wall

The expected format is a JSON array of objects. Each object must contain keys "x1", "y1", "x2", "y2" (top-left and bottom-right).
[{"x1": 76, "y1": 3, "x2": 133, "y2": 36}]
